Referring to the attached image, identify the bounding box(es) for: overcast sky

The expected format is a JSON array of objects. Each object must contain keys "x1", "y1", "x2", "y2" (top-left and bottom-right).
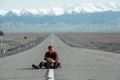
[{"x1": 0, "y1": 0, "x2": 120, "y2": 10}]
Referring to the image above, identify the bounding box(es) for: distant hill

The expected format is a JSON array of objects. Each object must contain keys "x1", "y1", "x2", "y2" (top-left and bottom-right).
[
  {"x1": 0, "y1": 11, "x2": 120, "y2": 24},
  {"x1": 0, "y1": 3, "x2": 120, "y2": 32}
]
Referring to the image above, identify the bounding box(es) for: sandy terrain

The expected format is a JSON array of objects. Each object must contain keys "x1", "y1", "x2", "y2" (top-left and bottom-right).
[
  {"x1": 0, "y1": 33, "x2": 49, "y2": 58},
  {"x1": 56, "y1": 33, "x2": 120, "y2": 42},
  {"x1": 56, "y1": 33, "x2": 120, "y2": 53},
  {"x1": 3, "y1": 33, "x2": 49, "y2": 44},
  {"x1": 1, "y1": 33, "x2": 49, "y2": 48}
]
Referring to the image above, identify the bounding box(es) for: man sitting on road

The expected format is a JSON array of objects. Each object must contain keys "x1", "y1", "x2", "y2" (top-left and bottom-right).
[{"x1": 32, "y1": 45, "x2": 61, "y2": 69}]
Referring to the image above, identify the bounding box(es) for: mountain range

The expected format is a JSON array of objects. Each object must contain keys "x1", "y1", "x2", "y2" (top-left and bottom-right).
[
  {"x1": 0, "y1": 3, "x2": 120, "y2": 16},
  {"x1": 0, "y1": 3, "x2": 120, "y2": 32}
]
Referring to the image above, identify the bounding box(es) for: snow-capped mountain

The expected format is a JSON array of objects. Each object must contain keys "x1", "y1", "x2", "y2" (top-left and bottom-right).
[
  {"x1": 0, "y1": 3, "x2": 120, "y2": 16},
  {"x1": 66, "y1": 3, "x2": 120, "y2": 14},
  {"x1": 5, "y1": 9, "x2": 21, "y2": 16},
  {"x1": 0, "y1": 9, "x2": 8, "y2": 16},
  {"x1": 0, "y1": 2, "x2": 120, "y2": 32}
]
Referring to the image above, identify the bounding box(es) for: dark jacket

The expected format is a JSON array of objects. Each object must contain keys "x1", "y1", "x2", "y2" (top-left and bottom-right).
[{"x1": 44, "y1": 51, "x2": 58, "y2": 62}]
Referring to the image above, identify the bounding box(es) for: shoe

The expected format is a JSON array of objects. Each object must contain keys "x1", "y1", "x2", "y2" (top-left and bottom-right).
[{"x1": 32, "y1": 64, "x2": 40, "y2": 69}]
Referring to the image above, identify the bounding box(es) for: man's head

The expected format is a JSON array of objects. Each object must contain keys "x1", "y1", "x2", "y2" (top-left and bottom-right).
[{"x1": 48, "y1": 45, "x2": 54, "y2": 53}]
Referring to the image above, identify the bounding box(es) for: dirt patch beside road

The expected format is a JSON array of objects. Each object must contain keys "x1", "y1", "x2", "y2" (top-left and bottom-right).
[{"x1": 57, "y1": 33, "x2": 120, "y2": 53}]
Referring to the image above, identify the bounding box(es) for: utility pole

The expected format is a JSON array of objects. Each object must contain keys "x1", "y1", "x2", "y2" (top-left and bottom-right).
[
  {"x1": 24, "y1": 36, "x2": 27, "y2": 44},
  {"x1": 0, "y1": 31, "x2": 4, "y2": 49}
]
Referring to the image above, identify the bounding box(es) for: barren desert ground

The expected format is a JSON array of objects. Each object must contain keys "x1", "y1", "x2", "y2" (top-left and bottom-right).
[
  {"x1": 57, "y1": 33, "x2": 120, "y2": 53},
  {"x1": 57, "y1": 33, "x2": 120, "y2": 42},
  {"x1": 3, "y1": 33, "x2": 49, "y2": 44}
]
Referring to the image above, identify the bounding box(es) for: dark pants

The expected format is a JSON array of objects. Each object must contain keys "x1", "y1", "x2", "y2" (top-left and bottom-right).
[{"x1": 39, "y1": 62, "x2": 61, "y2": 69}]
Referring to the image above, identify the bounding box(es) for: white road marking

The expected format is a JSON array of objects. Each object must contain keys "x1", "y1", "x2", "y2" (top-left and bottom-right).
[{"x1": 48, "y1": 69, "x2": 54, "y2": 80}]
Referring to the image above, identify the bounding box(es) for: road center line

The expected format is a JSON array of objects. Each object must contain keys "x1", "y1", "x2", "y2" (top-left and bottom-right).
[{"x1": 48, "y1": 69, "x2": 54, "y2": 80}]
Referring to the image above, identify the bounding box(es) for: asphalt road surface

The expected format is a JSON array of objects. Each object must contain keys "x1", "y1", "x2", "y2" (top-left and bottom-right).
[{"x1": 1, "y1": 34, "x2": 120, "y2": 80}]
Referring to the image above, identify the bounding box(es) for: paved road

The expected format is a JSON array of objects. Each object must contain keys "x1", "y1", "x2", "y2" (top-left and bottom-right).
[{"x1": 1, "y1": 34, "x2": 120, "y2": 80}]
